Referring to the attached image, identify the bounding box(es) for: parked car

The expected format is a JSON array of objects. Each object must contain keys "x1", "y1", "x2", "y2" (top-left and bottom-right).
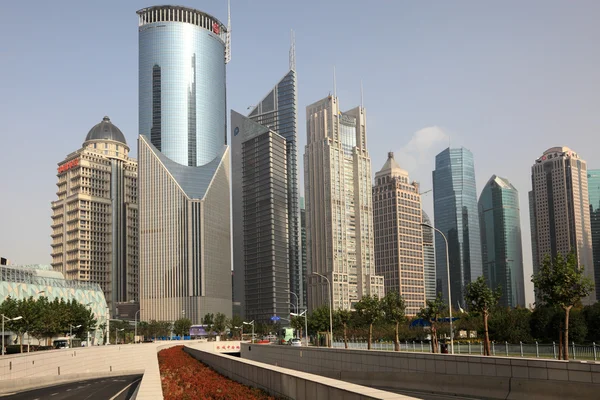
[{"x1": 288, "y1": 338, "x2": 302, "y2": 347}]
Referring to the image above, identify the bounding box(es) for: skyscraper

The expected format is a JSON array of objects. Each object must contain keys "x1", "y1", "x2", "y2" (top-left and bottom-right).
[
  {"x1": 300, "y1": 197, "x2": 307, "y2": 309},
  {"x1": 530, "y1": 147, "x2": 596, "y2": 304},
  {"x1": 588, "y1": 169, "x2": 600, "y2": 301},
  {"x1": 231, "y1": 110, "x2": 289, "y2": 324},
  {"x1": 432, "y1": 147, "x2": 481, "y2": 307},
  {"x1": 478, "y1": 175, "x2": 525, "y2": 308},
  {"x1": 305, "y1": 95, "x2": 384, "y2": 311},
  {"x1": 234, "y1": 48, "x2": 301, "y2": 314},
  {"x1": 137, "y1": 5, "x2": 232, "y2": 323},
  {"x1": 372, "y1": 152, "x2": 425, "y2": 315},
  {"x1": 421, "y1": 211, "x2": 436, "y2": 302},
  {"x1": 51, "y1": 116, "x2": 138, "y2": 315}
]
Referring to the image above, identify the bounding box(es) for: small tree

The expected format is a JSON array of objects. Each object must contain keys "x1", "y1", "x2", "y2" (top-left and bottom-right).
[
  {"x1": 465, "y1": 276, "x2": 501, "y2": 356},
  {"x1": 333, "y1": 309, "x2": 352, "y2": 349},
  {"x1": 354, "y1": 294, "x2": 383, "y2": 350},
  {"x1": 202, "y1": 313, "x2": 215, "y2": 340},
  {"x1": 532, "y1": 252, "x2": 594, "y2": 360},
  {"x1": 307, "y1": 306, "x2": 330, "y2": 346},
  {"x1": 227, "y1": 315, "x2": 244, "y2": 339},
  {"x1": 381, "y1": 291, "x2": 406, "y2": 352},
  {"x1": 290, "y1": 315, "x2": 304, "y2": 340},
  {"x1": 173, "y1": 318, "x2": 192, "y2": 337},
  {"x1": 418, "y1": 294, "x2": 446, "y2": 353},
  {"x1": 213, "y1": 313, "x2": 227, "y2": 338}
]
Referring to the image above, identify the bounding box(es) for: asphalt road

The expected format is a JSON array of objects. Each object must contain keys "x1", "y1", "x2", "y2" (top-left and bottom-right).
[{"x1": 0, "y1": 374, "x2": 142, "y2": 400}]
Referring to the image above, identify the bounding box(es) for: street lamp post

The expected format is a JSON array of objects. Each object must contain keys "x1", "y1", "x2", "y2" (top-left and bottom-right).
[
  {"x1": 313, "y1": 272, "x2": 333, "y2": 347},
  {"x1": 135, "y1": 309, "x2": 142, "y2": 344},
  {"x1": 421, "y1": 223, "x2": 454, "y2": 354},
  {"x1": 286, "y1": 290, "x2": 300, "y2": 338},
  {"x1": 291, "y1": 311, "x2": 308, "y2": 347},
  {"x1": 115, "y1": 328, "x2": 124, "y2": 345},
  {"x1": 234, "y1": 326, "x2": 242, "y2": 341},
  {"x1": 243, "y1": 321, "x2": 254, "y2": 343},
  {"x1": 2, "y1": 315, "x2": 22, "y2": 356},
  {"x1": 69, "y1": 324, "x2": 82, "y2": 349}
]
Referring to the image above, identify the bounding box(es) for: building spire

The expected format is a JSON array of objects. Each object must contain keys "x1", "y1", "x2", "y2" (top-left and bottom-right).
[
  {"x1": 289, "y1": 29, "x2": 296, "y2": 71},
  {"x1": 333, "y1": 66, "x2": 337, "y2": 99},
  {"x1": 225, "y1": 0, "x2": 231, "y2": 63},
  {"x1": 360, "y1": 80, "x2": 364, "y2": 108}
]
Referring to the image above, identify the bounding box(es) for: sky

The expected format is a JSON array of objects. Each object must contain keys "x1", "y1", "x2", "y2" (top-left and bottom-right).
[{"x1": 2, "y1": 0, "x2": 600, "y2": 306}]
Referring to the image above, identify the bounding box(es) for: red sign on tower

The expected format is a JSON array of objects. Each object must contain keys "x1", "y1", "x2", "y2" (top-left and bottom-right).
[{"x1": 212, "y1": 22, "x2": 220, "y2": 34}]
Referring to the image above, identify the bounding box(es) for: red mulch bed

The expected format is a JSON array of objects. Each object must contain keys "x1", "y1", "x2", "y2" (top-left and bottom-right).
[{"x1": 158, "y1": 345, "x2": 278, "y2": 400}]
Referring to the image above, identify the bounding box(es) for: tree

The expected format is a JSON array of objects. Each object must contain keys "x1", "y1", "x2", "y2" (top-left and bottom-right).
[
  {"x1": 173, "y1": 318, "x2": 192, "y2": 337},
  {"x1": 290, "y1": 315, "x2": 304, "y2": 340},
  {"x1": 202, "y1": 313, "x2": 215, "y2": 340},
  {"x1": 532, "y1": 252, "x2": 594, "y2": 360},
  {"x1": 488, "y1": 307, "x2": 532, "y2": 343},
  {"x1": 213, "y1": 313, "x2": 227, "y2": 338},
  {"x1": 227, "y1": 315, "x2": 244, "y2": 339},
  {"x1": 465, "y1": 276, "x2": 501, "y2": 356},
  {"x1": 381, "y1": 291, "x2": 406, "y2": 351},
  {"x1": 307, "y1": 306, "x2": 330, "y2": 346},
  {"x1": 333, "y1": 309, "x2": 352, "y2": 349},
  {"x1": 354, "y1": 294, "x2": 383, "y2": 350},
  {"x1": 418, "y1": 294, "x2": 446, "y2": 353}
]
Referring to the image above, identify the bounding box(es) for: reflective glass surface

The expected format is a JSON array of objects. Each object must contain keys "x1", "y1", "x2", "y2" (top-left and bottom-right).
[{"x1": 588, "y1": 169, "x2": 600, "y2": 300}]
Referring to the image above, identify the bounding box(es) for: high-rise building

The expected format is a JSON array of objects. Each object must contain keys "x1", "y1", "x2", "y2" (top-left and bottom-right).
[
  {"x1": 530, "y1": 147, "x2": 596, "y2": 304},
  {"x1": 432, "y1": 147, "x2": 481, "y2": 307},
  {"x1": 588, "y1": 169, "x2": 600, "y2": 301},
  {"x1": 231, "y1": 110, "x2": 289, "y2": 324},
  {"x1": 51, "y1": 116, "x2": 138, "y2": 315},
  {"x1": 300, "y1": 197, "x2": 307, "y2": 309},
  {"x1": 233, "y1": 49, "x2": 301, "y2": 318},
  {"x1": 372, "y1": 152, "x2": 425, "y2": 315},
  {"x1": 304, "y1": 95, "x2": 384, "y2": 311},
  {"x1": 478, "y1": 175, "x2": 525, "y2": 308},
  {"x1": 137, "y1": 5, "x2": 232, "y2": 324},
  {"x1": 421, "y1": 211, "x2": 436, "y2": 302}
]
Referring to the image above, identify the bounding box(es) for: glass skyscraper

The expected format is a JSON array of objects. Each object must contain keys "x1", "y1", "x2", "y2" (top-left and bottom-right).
[
  {"x1": 478, "y1": 175, "x2": 525, "y2": 308},
  {"x1": 588, "y1": 169, "x2": 600, "y2": 301},
  {"x1": 137, "y1": 6, "x2": 232, "y2": 324},
  {"x1": 432, "y1": 147, "x2": 481, "y2": 308}
]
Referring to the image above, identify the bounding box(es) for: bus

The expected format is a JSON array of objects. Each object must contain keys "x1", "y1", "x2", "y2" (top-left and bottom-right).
[
  {"x1": 53, "y1": 337, "x2": 82, "y2": 349},
  {"x1": 277, "y1": 328, "x2": 294, "y2": 343}
]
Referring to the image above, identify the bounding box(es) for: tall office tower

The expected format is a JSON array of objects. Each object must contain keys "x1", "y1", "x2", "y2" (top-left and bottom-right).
[
  {"x1": 234, "y1": 48, "x2": 301, "y2": 314},
  {"x1": 231, "y1": 111, "x2": 289, "y2": 324},
  {"x1": 300, "y1": 197, "x2": 307, "y2": 309},
  {"x1": 51, "y1": 116, "x2": 138, "y2": 315},
  {"x1": 478, "y1": 175, "x2": 525, "y2": 308},
  {"x1": 588, "y1": 169, "x2": 600, "y2": 301},
  {"x1": 432, "y1": 147, "x2": 481, "y2": 308},
  {"x1": 372, "y1": 152, "x2": 425, "y2": 315},
  {"x1": 137, "y1": 5, "x2": 232, "y2": 324},
  {"x1": 530, "y1": 147, "x2": 596, "y2": 304},
  {"x1": 421, "y1": 211, "x2": 436, "y2": 302},
  {"x1": 304, "y1": 95, "x2": 384, "y2": 311}
]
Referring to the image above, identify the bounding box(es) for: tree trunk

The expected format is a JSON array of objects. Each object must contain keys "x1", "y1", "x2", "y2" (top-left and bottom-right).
[
  {"x1": 343, "y1": 324, "x2": 348, "y2": 349},
  {"x1": 19, "y1": 333, "x2": 23, "y2": 353},
  {"x1": 558, "y1": 328, "x2": 563, "y2": 360},
  {"x1": 394, "y1": 321, "x2": 400, "y2": 351},
  {"x1": 564, "y1": 306, "x2": 571, "y2": 361},
  {"x1": 484, "y1": 311, "x2": 491, "y2": 356},
  {"x1": 431, "y1": 324, "x2": 438, "y2": 353},
  {"x1": 368, "y1": 323, "x2": 373, "y2": 350}
]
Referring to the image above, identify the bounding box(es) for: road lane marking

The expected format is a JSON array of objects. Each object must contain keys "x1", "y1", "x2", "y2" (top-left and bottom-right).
[{"x1": 108, "y1": 377, "x2": 142, "y2": 400}]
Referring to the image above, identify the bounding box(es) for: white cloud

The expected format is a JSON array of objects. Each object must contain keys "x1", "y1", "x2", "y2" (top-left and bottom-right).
[{"x1": 396, "y1": 126, "x2": 449, "y2": 178}]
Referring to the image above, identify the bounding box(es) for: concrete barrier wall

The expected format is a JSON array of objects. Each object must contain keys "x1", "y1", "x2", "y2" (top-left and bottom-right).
[
  {"x1": 184, "y1": 343, "x2": 415, "y2": 400},
  {"x1": 240, "y1": 344, "x2": 600, "y2": 400}
]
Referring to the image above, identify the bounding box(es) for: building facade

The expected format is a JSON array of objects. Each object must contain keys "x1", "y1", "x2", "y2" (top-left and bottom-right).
[
  {"x1": 231, "y1": 111, "x2": 289, "y2": 324},
  {"x1": 300, "y1": 197, "x2": 307, "y2": 309},
  {"x1": 421, "y1": 211, "x2": 436, "y2": 302},
  {"x1": 51, "y1": 116, "x2": 138, "y2": 316},
  {"x1": 432, "y1": 147, "x2": 481, "y2": 308},
  {"x1": 137, "y1": 5, "x2": 232, "y2": 324},
  {"x1": 530, "y1": 147, "x2": 596, "y2": 304},
  {"x1": 372, "y1": 153, "x2": 425, "y2": 315},
  {"x1": 304, "y1": 95, "x2": 384, "y2": 311},
  {"x1": 247, "y1": 64, "x2": 301, "y2": 311},
  {"x1": 588, "y1": 169, "x2": 600, "y2": 301},
  {"x1": 478, "y1": 175, "x2": 525, "y2": 308}
]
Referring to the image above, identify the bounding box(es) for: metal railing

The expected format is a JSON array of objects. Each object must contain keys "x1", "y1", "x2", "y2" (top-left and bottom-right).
[{"x1": 333, "y1": 339, "x2": 600, "y2": 360}]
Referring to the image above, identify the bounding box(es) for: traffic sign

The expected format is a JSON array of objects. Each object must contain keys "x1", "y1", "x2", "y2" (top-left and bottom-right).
[{"x1": 270, "y1": 315, "x2": 281, "y2": 322}]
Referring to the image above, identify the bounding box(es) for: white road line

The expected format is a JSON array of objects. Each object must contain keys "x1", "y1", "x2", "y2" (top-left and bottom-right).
[
  {"x1": 50, "y1": 394, "x2": 58, "y2": 397},
  {"x1": 108, "y1": 377, "x2": 142, "y2": 400}
]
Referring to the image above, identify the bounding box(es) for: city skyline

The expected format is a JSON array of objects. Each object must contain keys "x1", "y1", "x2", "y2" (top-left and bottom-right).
[{"x1": 4, "y1": 2, "x2": 600, "y2": 308}]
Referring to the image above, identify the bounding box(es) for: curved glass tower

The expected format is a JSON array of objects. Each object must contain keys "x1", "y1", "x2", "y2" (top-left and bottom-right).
[{"x1": 137, "y1": 5, "x2": 232, "y2": 324}]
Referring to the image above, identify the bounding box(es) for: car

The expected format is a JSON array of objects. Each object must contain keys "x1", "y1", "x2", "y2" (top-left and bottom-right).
[{"x1": 289, "y1": 338, "x2": 302, "y2": 347}]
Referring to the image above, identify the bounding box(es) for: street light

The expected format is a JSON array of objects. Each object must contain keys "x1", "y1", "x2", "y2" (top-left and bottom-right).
[
  {"x1": 115, "y1": 328, "x2": 124, "y2": 345},
  {"x1": 421, "y1": 222, "x2": 454, "y2": 354},
  {"x1": 2, "y1": 315, "x2": 22, "y2": 356},
  {"x1": 234, "y1": 326, "x2": 242, "y2": 341},
  {"x1": 290, "y1": 310, "x2": 308, "y2": 347},
  {"x1": 243, "y1": 321, "x2": 254, "y2": 343},
  {"x1": 313, "y1": 272, "x2": 333, "y2": 347},
  {"x1": 135, "y1": 309, "x2": 143, "y2": 344},
  {"x1": 69, "y1": 324, "x2": 82, "y2": 348},
  {"x1": 286, "y1": 290, "x2": 299, "y2": 338}
]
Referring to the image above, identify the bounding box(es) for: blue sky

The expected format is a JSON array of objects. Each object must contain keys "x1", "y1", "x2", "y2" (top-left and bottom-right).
[{"x1": 2, "y1": 1, "x2": 600, "y2": 305}]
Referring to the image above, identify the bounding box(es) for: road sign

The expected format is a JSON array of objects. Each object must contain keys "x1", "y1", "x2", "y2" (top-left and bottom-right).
[{"x1": 270, "y1": 315, "x2": 281, "y2": 322}]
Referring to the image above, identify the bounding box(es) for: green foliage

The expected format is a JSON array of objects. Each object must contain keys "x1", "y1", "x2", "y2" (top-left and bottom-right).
[
  {"x1": 465, "y1": 276, "x2": 502, "y2": 315},
  {"x1": 173, "y1": 318, "x2": 192, "y2": 336},
  {"x1": 418, "y1": 293, "x2": 446, "y2": 353},
  {"x1": 213, "y1": 313, "x2": 227, "y2": 336},
  {"x1": 583, "y1": 302, "x2": 600, "y2": 341},
  {"x1": 488, "y1": 307, "x2": 532, "y2": 343},
  {"x1": 307, "y1": 306, "x2": 330, "y2": 335},
  {"x1": 354, "y1": 294, "x2": 383, "y2": 349},
  {"x1": 227, "y1": 315, "x2": 244, "y2": 338},
  {"x1": 381, "y1": 291, "x2": 406, "y2": 325}
]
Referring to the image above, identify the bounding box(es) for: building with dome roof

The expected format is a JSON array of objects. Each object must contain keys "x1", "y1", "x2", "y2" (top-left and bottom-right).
[
  {"x1": 372, "y1": 152, "x2": 425, "y2": 315},
  {"x1": 50, "y1": 116, "x2": 138, "y2": 317}
]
